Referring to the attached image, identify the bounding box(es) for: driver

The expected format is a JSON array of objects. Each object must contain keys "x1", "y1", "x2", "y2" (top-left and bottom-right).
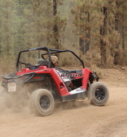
[
  {"x1": 51, "y1": 56, "x2": 59, "y2": 67},
  {"x1": 51, "y1": 56, "x2": 74, "y2": 90}
]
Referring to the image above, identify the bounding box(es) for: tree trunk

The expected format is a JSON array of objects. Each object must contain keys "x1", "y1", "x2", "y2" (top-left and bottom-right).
[
  {"x1": 53, "y1": 0, "x2": 59, "y2": 49},
  {"x1": 100, "y1": 7, "x2": 108, "y2": 67},
  {"x1": 115, "y1": 1, "x2": 120, "y2": 49},
  {"x1": 122, "y1": 15, "x2": 125, "y2": 50},
  {"x1": 115, "y1": 13, "x2": 119, "y2": 49},
  {"x1": 79, "y1": 38, "x2": 85, "y2": 55},
  {"x1": 79, "y1": 12, "x2": 90, "y2": 55},
  {"x1": 46, "y1": 1, "x2": 51, "y2": 46},
  {"x1": 85, "y1": 12, "x2": 90, "y2": 53}
]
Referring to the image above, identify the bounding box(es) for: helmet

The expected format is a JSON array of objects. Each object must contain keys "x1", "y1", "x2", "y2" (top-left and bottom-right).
[{"x1": 35, "y1": 59, "x2": 45, "y2": 66}]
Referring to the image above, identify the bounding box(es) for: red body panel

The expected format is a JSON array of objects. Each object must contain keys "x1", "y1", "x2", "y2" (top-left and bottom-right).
[
  {"x1": 36, "y1": 68, "x2": 70, "y2": 96},
  {"x1": 49, "y1": 69, "x2": 70, "y2": 96},
  {"x1": 82, "y1": 68, "x2": 92, "y2": 89},
  {"x1": 17, "y1": 66, "x2": 70, "y2": 96},
  {"x1": 16, "y1": 66, "x2": 47, "y2": 75},
  {"x1": 16, "y1": 66, "x2": 91, "y2": 97}
]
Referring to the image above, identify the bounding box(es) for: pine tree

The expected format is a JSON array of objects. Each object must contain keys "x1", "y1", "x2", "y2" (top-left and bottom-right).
[{"x1": 52, "y1": 0, "x2": 66, "y2": 49}]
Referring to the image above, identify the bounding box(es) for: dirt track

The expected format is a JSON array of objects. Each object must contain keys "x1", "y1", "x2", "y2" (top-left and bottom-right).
[{"x1": 0, "y1": 68, "x2": 127, "y2": 137}]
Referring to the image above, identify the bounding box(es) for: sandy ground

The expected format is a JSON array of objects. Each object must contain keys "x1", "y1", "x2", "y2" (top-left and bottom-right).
[{"x1": 0, "y1": 68, "x2": 127, "y2": 137}]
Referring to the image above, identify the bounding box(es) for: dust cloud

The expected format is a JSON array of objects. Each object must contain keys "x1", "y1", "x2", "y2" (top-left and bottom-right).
[{"x1": 0, "y1": 89, "x2": 31, "y2": 115}]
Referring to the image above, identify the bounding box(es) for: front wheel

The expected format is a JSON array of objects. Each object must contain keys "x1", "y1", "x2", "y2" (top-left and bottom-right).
[
  {"x1": 87, "y1": 82, "x2": 109, "y2": 106},
  {"x1": 30, "y1": 89, "x2": 55, "y2": 116}
]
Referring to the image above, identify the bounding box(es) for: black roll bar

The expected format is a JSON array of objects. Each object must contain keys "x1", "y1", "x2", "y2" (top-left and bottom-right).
[{"x1": 16, "y1": 47, "x2": 85, "y2": 71}]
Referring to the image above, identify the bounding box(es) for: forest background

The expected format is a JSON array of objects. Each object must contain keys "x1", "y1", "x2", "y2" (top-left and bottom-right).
[{"x1": 0, "y1": 0, "x2": 127, "y2": 74}]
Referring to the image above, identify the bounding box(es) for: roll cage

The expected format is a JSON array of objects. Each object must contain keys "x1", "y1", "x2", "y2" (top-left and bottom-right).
[{"x1": 16, "y1": 47, "x2": 85, "y2": 71}]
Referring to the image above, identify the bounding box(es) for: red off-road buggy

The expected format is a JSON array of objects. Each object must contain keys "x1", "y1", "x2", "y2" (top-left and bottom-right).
[{"x1": 1, "y1": 47, "x2": 109, "y2": 116}]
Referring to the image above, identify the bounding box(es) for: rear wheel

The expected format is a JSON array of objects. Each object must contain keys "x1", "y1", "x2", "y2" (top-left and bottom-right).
[
  {"x1": 30, "y1": 89, "x2": 55, "y2": 116},
  {"x1": 87, "y1": 82, "x2": 109, "y2": 106}
]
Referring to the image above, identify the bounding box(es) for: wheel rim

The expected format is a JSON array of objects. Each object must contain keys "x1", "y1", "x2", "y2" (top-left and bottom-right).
[
  {"x1": 95, "y1": 88, "x2": 106, "y2": 101},
  {"x1": 40, "y1": 95, "x2": 50, "y2": 110}
]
